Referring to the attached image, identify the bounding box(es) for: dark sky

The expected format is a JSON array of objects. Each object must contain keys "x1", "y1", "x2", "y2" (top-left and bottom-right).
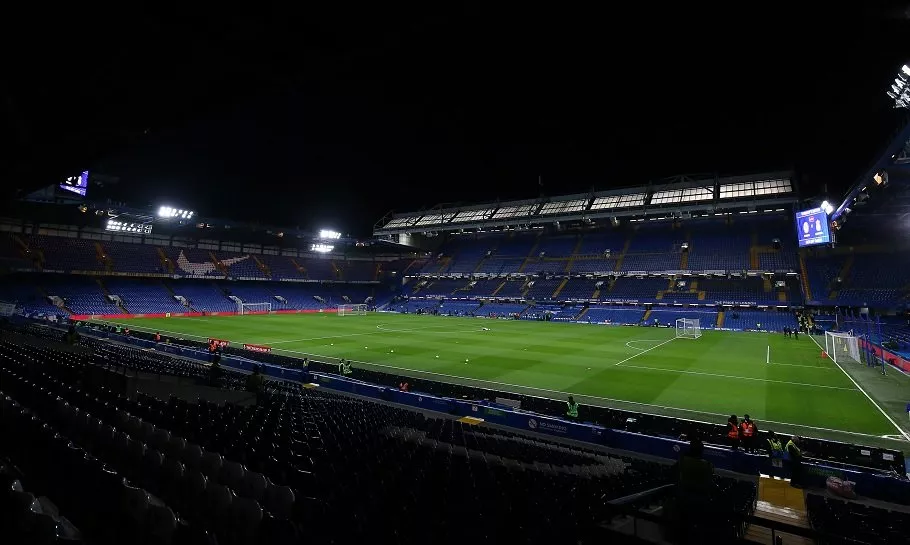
[{"x1": 6, "y1": 7, "x2": 910, "y2": 237}]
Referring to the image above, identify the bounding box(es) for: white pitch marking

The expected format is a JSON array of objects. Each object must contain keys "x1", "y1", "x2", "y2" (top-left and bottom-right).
[
  {"x1": 616, "y1": 363, "x2": 858, "y2": 391},
  {"x1": 613, "y1": 338, "x2": 676, "y2": 366},
  {"x1": 624, "y1": 339, "x2": 669, "y2": 352},
  {"x1": 809, "y1": 334, "x2": 910, "y2": 441}
]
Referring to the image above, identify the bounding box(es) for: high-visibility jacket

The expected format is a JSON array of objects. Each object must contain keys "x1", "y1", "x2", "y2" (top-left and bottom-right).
[
  {"x1": 767, "y1": 438, "x2": 784, "y2": 456},
  {"x1": 740, "y1": 421, "x2": 755, "y2": 438},
  {"x1": 727, "y1": 422, "x2": 740, "y2": 440},
  {"x1": 786, "y1": 439, "x2": 802, "y2": 461},
  {"x1": 566, "y1": 401, "x2": 579, "y2": 418}
]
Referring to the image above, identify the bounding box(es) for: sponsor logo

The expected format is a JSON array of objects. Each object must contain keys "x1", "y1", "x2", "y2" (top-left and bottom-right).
[{"x1": 527, "y1": 418, "x2": 538, "y2": 430}]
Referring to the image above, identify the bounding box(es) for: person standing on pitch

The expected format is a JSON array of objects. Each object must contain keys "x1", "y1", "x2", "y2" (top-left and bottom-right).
[
  {"x1": 739, "y1": 414, "x2": 758, "y2": 453},
  {"x1": 566, "y1": 396, "x2": 579, "y2": 419}
]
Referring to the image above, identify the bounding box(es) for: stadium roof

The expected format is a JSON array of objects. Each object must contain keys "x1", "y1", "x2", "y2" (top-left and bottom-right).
[
  {"x1": 373, "y1": 171, "x2": 797, "y2": 236},
  {"x1": 831, "y1": 112, "x2": 910, "y2": 227}
]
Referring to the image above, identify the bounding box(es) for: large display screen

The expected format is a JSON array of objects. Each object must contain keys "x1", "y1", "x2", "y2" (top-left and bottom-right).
[
  {"x1": 795, "y1": 207, "x2": 831, "y2": 247},
  {"x1": 60, "y1": 170, "x2": 89, "y2": 196}
]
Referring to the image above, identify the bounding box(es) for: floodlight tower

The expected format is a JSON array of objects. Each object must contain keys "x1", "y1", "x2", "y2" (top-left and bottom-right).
[{"x1": 886, "y1": 64, "x2": 910, "y2": 109}]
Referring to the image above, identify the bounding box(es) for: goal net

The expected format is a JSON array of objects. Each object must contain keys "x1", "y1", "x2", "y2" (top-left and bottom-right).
[
  {"x1": 825, "y1": 331, "x2": 861, "y2": 365},
  {"x1": 238, "y1": 302, "x2": 272, "y2": 315},
  {"x1": 675, "y1": 318, "x2": 702, "y2": 339},
  {"x1": 338, "y1": 304, "x2": 367, "y2": 316}
]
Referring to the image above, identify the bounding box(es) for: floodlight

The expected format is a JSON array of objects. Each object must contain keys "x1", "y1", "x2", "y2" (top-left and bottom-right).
[
  {"x1": 158, "y1": 205, "x2": 195, "y2": 219},
  {"x1": 821, "y1": 200, "x2": 834, "y2": 215},
  {"x1": 319, "y1": 229, "x2": 342, "y2": 240},
  {"x1": 311, "y1": 243, "x2": 334, "y2": 253}
]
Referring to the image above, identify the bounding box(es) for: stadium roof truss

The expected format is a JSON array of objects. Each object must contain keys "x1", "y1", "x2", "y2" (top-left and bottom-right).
[{"x1": 373, "y1": 171, "x2": 796, "y2": 236}]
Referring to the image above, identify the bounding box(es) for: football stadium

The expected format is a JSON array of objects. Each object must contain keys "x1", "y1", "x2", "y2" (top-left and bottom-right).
[{"x1": 3, "y1": 16, "x2": 910, "y2": 545}]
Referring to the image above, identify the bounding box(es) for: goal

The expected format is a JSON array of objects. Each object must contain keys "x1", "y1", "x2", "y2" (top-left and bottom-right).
[
  {"x1": 825, "y1": 331, "x2": 861, "y2": 365},
  {"x1": 238, "y1": 302, "x2": 272, "y2": 315},
  {"x1": 338, "y1": 304, "x2": 367, "y2": 316},
  {"x1": 675, "y1": 318, "x2": 702, "y2": 339}
]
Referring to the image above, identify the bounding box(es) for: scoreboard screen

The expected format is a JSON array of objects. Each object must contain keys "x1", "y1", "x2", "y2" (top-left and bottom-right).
[
  {"x1": 795, "y1": 207, "x2": 831, "y2": 247},
  {"x1": 60, "y1": 170, "x2": 89, "y2": 196}
]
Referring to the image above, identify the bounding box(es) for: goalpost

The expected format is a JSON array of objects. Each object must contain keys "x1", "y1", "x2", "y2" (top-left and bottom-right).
[
  {"x1": 238, "y1": 302, "x2": 272, "y2": 315},
  {"x1": 338, "y1": 304, "x2": 367, "y2": 316},
  {"x1": 675, "y1": 318, "x2": 702, "y2": 339},
  {"x1": 825, "y1": 330, "x2": 861, "y2": 365}
]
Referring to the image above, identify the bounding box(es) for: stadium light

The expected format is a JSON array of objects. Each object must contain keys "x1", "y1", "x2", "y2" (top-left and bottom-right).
[
  {"x1": 886, "y1": 64, "x2": 910, "y2": 109},
  {"x1": 311, "y1": 243, "x2": 334, "y2": 253},
  {"x1": 820, "y1": 200, "x2": 834, "y2": 215},
  {"x1": 319, "y1": 229, "x2": 342, "y2": 240},
  {"x1": 158, "y1": 206, "x2": 195, "y2": 219}
]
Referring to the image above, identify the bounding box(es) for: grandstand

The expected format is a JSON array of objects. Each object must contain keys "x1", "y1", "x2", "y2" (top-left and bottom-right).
[{"x1": 2, "y1": 128, "x2": 910, "y2": 543}]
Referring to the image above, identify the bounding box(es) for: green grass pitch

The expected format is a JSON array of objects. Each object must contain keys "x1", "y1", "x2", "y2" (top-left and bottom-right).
[{"x1": 97, "y1": 312, "x2": 910, "y2": 451}]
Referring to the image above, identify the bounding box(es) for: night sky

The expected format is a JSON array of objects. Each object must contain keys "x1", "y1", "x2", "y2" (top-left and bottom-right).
[{"x1": 6, "y1": 8, "x2": 910, "y2": 236}]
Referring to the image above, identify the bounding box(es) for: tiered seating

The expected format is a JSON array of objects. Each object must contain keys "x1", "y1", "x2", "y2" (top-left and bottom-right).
[
  {"x1": 524, "y1": 278, "x2": 563, "y2": 300},
  {"x1": 255, "y1": 254, "x2": 302, "y2": 280},
  {"x1": 575, "y1": 231, "x2": 626, "y2": 256},
  {"x1": 758, "y1": 249, "x2": 797, "y2": 270},
  {"x1": 698, "y1": 277, "x2": 767, "y2": 303},
  {"x1": 687, "y1": 225, "x2": 751, "y2": 271},
  {"x1": 647, "y1": 309, "x2": 718, "y2": 328},
  {"x1": 28, "y1": 235, "x2": 104, "y2": 273},
  {"x1": 804, "y1": 255, "x2": 848, "y2": 302},
  {"x1": 438, "y1": 300, "x2": 482, "y2": 316},
  {"x1": 807, "y1": 494, "x2": 910, "y2": 545},
  {"x1": 722, "y1": 310, "x2": 798, "y2": 332},
  {"x1": 837, "y1": 258, "x2": 910, "y2": 305},
  {"x1": 478, "y1": 302, "x2": 528, "y2": 316},
  {"x1": 338, "y1": 261, "x2": 375, "y2": 281},
  {"x1": 534, "y1": 235, "x2": 577, "y2": 257},
  {"x1": 42, "y1": 276, "x2": 119, "y2": 315},
  {"x1": 415, "y1": 279, "x2": 470, "y2": 297},
  {"x1": 609, "y1": 277, "x2": 668, "y2": 301},
  {"x1": 492, "y1": 280, "x2": 527, "y2": 298},
  {"x1": 104, "y1": 278, "x2": 188, "y2": 314},
  {"x1": 558, "y1": 278, "x2": 599, "y2": 300},
  {"x1": 583, "y1": 306, "x2": 645, "y2": 324},
  {"x1": 212, "y1": 251, "x2": 267, "y2": 280},
  {"x1": 0, "y1": 233, "x2": 34, "y2": 269},
  {"x1": 570, "y1": 257, "x2": 617, "y2": 273},
  {"x1": 108, "y1": 242, "x2": 169, "y2": 274},
  {"x1": 0, "y1": 278, "x2": 61, "y2": 314},
  {"x1": 171, "y1": 283, "x2": 233, "y2": 313}
]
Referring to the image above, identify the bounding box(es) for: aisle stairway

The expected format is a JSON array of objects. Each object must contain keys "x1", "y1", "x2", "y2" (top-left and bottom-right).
[
  {"x1": 156, "y1": 247, "x2": 174, "y2": 274},
  {"x1": 798, "y1": 252, "x2": 812, "y2": 301},
  {"x1": 613, "y1": 237, "x2": 632, "y2": 272},
  {"x1": 551, "y1": 278, "x2": 570, "y2": 299},
  {"x1": 251, "y1": 254, "x2": 272, "y2": 279}
]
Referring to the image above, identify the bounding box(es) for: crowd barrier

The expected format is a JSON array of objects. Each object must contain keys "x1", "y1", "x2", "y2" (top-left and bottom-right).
[
  {"x1": 69, "y1": 308, "x2": 335, "y2": 321},
  {"x1": 859, "y1": 338, "x2": 910, "y2": 373}
]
